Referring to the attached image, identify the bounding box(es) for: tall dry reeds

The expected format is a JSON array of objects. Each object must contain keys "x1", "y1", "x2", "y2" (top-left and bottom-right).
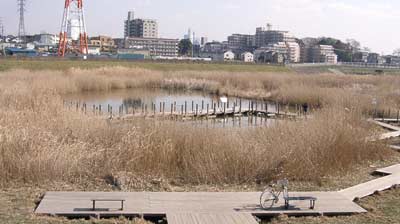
[{"x1": 0, "y1": 67, "x2": 396, "y2": 187}]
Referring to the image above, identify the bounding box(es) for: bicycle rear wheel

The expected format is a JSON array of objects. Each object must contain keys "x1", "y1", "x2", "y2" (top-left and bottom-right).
[{"x1": 260, "y1": 187, "x2": 277, "y2": 209}]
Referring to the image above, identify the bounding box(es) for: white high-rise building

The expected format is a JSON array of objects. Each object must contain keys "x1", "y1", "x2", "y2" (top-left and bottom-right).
[{"x1": 286, "y1": 42, "x2": 300, "y2": 63}]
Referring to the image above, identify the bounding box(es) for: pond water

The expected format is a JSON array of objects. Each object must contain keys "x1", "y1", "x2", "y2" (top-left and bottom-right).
[{"x1": 64, "y1": 88, "x2": 284, "y2": 128}]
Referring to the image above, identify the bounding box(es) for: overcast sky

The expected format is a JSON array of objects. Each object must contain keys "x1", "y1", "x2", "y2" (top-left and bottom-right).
[{"x1": 1, "y1": 0, "x2": 399, "y2": 54}]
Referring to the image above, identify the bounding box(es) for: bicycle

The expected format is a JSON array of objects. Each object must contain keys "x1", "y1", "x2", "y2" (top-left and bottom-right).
[{"x1": 259, "y1": 179, "x2": 289, "y2": 209}]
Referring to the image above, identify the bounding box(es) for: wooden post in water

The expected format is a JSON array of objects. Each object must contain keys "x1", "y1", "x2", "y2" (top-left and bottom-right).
[
  {"x1": 239, "y1": 99, "x2": 242, "y2": 113},
  {"x1": 207, "y1": 104, "x2": 209, "y2": 115},
  {"x1": 196, "y1": 104, "x2": 198, "y2": 116},
  {"x1": 277, "y1": 102, "x2": 280, "y2": 115},
  {"x1": 227, "y1": 99, "x2": 229, "y2": 109},
  {"x1": 145, "y1": 104, "x2": 148, "y2": 115},
  {"x1": 192, "y1": 101, "x2": 194, "y2": 113},
  {"x1": 163, "y1": 102, "x2": 165, "y2": 115},
  {"x1": 160, "y1": 102, "x2": 162, "y2": 113},
  {"x1": 397, "y1": 110, "x2": 399, "y2": 123},
  {"x1": 110, "y1": 106, "x2": 113, "y2": 117},
  {"x1": 174, "y1": 102, "x2": 177, "y2": 113},
  {"x1": 181, "y1": 105, "x2": 184, "y2": 115},
  {"x1": 223, "y1": 103, "x2": 226, "y2": 115},
  {"x1": 214, "y1": 103, "x2": 216, "y2": 115},
  {"x1": 185, "y1": 101, "x2": 187, "y2": 115},
  {"x1": 99, "y1": 105, "x2": 102, "y2": 115},
  {"x1": 202, "y1": 100, "x2": 204, "y2": 111}
]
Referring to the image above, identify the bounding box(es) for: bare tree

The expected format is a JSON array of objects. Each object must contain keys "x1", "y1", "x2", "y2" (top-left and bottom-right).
[
  {"x1": 393, "y1": 48, "x2": 400, "y2": 56},
  {"x1": 346, "y1": 39, "x2": 361, "y2": 53}
]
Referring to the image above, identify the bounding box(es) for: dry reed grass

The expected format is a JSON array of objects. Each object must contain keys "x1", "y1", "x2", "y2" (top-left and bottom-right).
[{"x1": 0, "y1": 67, "x2": 397, "y2": 187}]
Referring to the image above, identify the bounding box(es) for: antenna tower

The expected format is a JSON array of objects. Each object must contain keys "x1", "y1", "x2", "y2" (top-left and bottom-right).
[
  {"x1": 58, "y1": 0, "x2": 88, "y2": 57},
  {"x1": 17, "y1": 0, "x2": 26, "y2": 41}
]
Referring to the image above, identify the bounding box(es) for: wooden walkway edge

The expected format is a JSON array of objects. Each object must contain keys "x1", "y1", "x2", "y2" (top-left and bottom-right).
[
  {"x1": 339, "y1": 173, "x2": 400, "y2": 201},
  {"x1": 167, "y1": 213, "x2": 258, "y2": 224}
]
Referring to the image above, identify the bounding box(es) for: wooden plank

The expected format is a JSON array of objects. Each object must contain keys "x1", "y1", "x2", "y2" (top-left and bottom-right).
[
  {"x1": 340, "y1": 173, "x2": 400, "y2": 200},
  {"x1": 371, "y1": 120, "x2": 400, "y2": 131},
  {"x1": 390, "y1": 145, "x2": 400, "y2": 151},
  {"x1": 167, "y1": 213, "x2": 258, "y2": 224},
  {"x1": 379, "y1": 131, "x2": 400, "y2": 140},
  {"x1": 375, "y1": 164, "x2": 400, "y2": 175},
  {"x1": 35, "y1": 191, "x2": 366, "y2": 218}
]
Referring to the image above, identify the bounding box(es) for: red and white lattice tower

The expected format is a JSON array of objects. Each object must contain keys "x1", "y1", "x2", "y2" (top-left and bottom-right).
[{"x1": 58, "y1": 0, "x2": 88, "y2": 57}]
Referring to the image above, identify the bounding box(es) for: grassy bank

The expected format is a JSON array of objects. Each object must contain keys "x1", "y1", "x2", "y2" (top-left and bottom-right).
[
  {"x1": 0, "y1": 67, "x2": 397, "y2": 187},
  {"x1": 0, "y1": 67, "x2": 399, "y2": 223},
  {"x1": 0, "y1": 59, "x2": 290, "y2": 73}
]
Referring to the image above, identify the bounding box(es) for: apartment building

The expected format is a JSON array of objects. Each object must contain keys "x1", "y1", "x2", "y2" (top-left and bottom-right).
[
  {"x1": 255, "y1": 27, "x2": 295, "y2": 47},
  {"x1": 227, "y1": 34, "x2": 255, "y2": 52},
  {"x1": 89, "y1": 36, "x2": 115, "y2": 52},
  {"x1": 286, "y1": 42, "x2": 300, "y2": 63},
  {"x1": 311, "y1": 45, "x2": 338, "y2": 64},
  {"x1": 124, "y1": 37, "x2": 179, "y2": 57},
  {"x1": 124, "y1": 11, "x2": 158, "y2": 38}
]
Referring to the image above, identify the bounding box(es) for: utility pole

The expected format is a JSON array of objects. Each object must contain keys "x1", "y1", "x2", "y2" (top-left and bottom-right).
[
  {"x1": 17, "y1": 0, "x2": 26, "y2": 43},
  {"x1": 0, "y1": 17, "x2": 4, "y2": 39},
  {"x1": 192, "y1": 31, "x2": 195, "y2": 58}
]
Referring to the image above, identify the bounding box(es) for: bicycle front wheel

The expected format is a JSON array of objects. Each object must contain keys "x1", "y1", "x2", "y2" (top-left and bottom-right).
[{"x1": 260, "y1": 187, "x2": 277, "y2": 209}]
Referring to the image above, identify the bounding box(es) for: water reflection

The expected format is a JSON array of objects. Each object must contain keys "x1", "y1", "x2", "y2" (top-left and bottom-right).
[{"x1": 64, "y1": 88, "x2": 286, "y2": 128}]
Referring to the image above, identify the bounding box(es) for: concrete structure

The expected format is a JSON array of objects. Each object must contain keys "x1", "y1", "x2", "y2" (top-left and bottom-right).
[
  {"x1": 124, "y1": 37, "x2": 179, "y2": 57},
  {"x1": 255, "y1": 27, "x2": 295, "y2": 47},
  {"x1": 227, "y1": 34, "x2": 255, "y2": 53},
  {"x1": 311, "y1": 45, "x2": 338, "y2": 64},
  {"x1": 89, "y1": 36, "x2": 115, "y2": 53},
  {"x1": 124, "y1": 11, "x2": 158, "y2": 38},
  {"x1": 286, "y1": 42, "x2": 300, "y2": 63},
  {"x1": 117, "y1": 48, "x2": 150, "y2": 60},
  {"x1": 241, "y1": 52, "x2": 254, "y2": 62}
]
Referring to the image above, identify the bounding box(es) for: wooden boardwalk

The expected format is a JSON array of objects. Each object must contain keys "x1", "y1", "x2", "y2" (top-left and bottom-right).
[
  {"x1": 113, "y1": 108, "x2": 299, "y2": 121},
  {"x1": 390, "y1": 145, "x2": 400, "y2": 151},
  {"x1": 340, "y1": 173, "x2": 400, "y2": 201},
  {"x1": 167, "y1": 213, "x2": 258, "y2": 224},
  {"x1": 35, "y1": 191, "x2": 366, "y2": 222},
  {"x1": 375, "y1": 164, "x2": 400, "y2": 175},
  {"x1": 371, "y1": 120, "x2": 400, "y2": 131}
]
